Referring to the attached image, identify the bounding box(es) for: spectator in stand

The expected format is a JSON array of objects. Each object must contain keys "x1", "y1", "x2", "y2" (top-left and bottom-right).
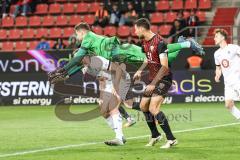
[
  {"x1": 12, "y1": 0, "x2": 32, "y2": 18},
  {"x1": 35, "y1": 36, "x2": 50, "y2": 50},
  {"x1": 187, "y1": 9, "x2": 200, "y2": 37},
  {"x1": 139, "y1": 11, "x2": 149, "y2": 20},
  {"x1": 1, "y1": 0, "x2": 12, "y2": 18},
  {"x1": 52, "y1": 38, "x2": 66, "y2": 50},
  {"x1": 66, "y1": 37, "x2": 78, "y2": 50},
  {"x1": 109, "y1": 3, "x2": 122, "y2": 26},
  {"x1": 176, "y1": 11, "x2": 187, "y2": 29},
  {"x1": 169, "y1": 19, "x2": 188, "y2": 43},
  {"x1": 103, "y1": 0, "x2": 112, "y2": 13},
  {"x1": 119, "y1": 2, "x2": 138, "y2": 26},
  {"x1": 94, "y1": 3, "x2": 109, "y2": 27}
]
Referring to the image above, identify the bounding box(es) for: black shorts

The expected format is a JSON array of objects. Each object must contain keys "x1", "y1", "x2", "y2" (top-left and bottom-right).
[{"x1": 143, "y1": 78, "x2": 172, "y2": 98}]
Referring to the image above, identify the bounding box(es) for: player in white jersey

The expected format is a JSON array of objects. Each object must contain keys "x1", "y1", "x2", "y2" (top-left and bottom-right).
[
  {"x1": 214, "y1": 28, "x2": 240, "y2": 120},
  {"x1": 81, "y1": 55, "x2": 133, "y2": 145}
]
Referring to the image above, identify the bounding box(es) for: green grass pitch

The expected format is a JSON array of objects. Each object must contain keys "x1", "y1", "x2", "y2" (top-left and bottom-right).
[{"x1": 0, "y1": 103, "x2": 240, "y2": 160}]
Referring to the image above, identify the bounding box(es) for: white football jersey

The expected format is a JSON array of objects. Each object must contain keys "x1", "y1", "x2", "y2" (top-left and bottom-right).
[
  {"x1": 84, "y1": 56, "x2": 112, "y2": 79},
  {"x1": 214, "y1": 44, "x2": 240, "y2": 86}
]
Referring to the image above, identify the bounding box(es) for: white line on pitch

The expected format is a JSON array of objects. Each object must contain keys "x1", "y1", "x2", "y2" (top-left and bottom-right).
[{"x1": 0, "y1": 122, "x2": 239, "y2": 158}]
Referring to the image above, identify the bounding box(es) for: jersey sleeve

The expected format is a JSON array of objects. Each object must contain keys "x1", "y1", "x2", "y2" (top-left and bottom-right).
[
  {"x1": 234, "y1": 44, "x2": 240, "y2": 55},
  {"x1": 157, "y1": 41, "x2": 168, "y2": 59},
  {"x1": 214, "y1": 52, "x2": 220, "y2": 66},
  {"x1": 80, "y1": 34, "x2": 93, "y2": 49},
  {"x1": 90, "y1": 56, "x2": 110, "y2": 71}
]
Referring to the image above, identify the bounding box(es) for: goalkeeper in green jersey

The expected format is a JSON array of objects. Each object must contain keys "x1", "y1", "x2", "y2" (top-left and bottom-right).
[{"x1": 49, "y1": 22, "x2": 204, "y2": 84}]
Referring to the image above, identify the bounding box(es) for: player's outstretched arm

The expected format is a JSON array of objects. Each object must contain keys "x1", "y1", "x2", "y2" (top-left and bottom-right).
[
  {"x1": 145, "y1": 54, "x2": 169, "y2": 95},
  {"x1": 63, "y1": 48, "x2": 87, "y2": 71},
  {"x1": 133, "y1": 58, "x2": 148, "y2": 80},
  {"x1": 152, "y1": 55, "x2": 169, "y2": 85},
  {"x1": 48, "y1": 48, "x2": 87, "y2": 84}
]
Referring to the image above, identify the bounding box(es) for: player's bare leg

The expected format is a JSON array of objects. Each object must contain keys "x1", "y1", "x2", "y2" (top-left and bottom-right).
[
  {"x1": 225, "y1": 100, "x2": 240, "y2": 120},
  {"x1": 140, "y1": 97, "x2": 162, "y2": 146},
  {"x1": 104, "y1": 96, "x2": 126, "y2": 146},
  {"x1": 149, "y1": 94, "x2": 177, "y2": 149}
]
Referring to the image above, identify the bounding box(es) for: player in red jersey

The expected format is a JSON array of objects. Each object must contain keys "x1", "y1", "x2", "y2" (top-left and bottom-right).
[{"x1": 133, "y1": 18, "x2": 204, "y2": 149}]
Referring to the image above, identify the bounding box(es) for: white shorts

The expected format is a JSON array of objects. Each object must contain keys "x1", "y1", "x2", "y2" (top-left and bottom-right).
[
  {"x1": 119, "y1": 73, "x2": 131, "y2": 101},
  {"x1": 224, "y1": 84, "x2": 240, "y2": 101},
  {"x1": 100, "y1": 72, "x2": 131, "y2": 101}
]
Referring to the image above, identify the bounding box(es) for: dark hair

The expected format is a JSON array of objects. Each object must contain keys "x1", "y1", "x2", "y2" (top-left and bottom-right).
[
  {"x1": 74, "y1": 22, "x2": 91, "y2": 31},
  {"x1": 214, "y1": 28, "x2": 228, "y2": 40},
  {"x1": 134, "y1": 18, "x2": 151, "y2": 30}
]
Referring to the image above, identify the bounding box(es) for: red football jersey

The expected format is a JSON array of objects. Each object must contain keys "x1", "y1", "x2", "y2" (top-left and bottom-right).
[{"x1": 142, "y1": 34, "x2": 170, "y2": 81}]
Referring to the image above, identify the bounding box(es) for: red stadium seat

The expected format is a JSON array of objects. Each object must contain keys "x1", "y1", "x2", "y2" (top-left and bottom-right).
[
  {"x1": 196, "y1": 11, "x2": 206, "y2": 22},
  {"x1": 29, "y1": 16, "x2": 41, "y2": 27},
  {"x1": 76, "y1": 3, "x2": 89, "y2": 13},
  {"x1": 9, "y1": 29, "x2": 21, "y2": 40},
  {"x1": 83, "y1": 15, "x2": 95, "y2": 25},
  {"x1": 156, "y1": 0, "x2": 170, "y2": 11},
  {"x1": 2, "y1": 16, "x2": 14, "y2": 27},
  {"x1": 69, "y1": 15, "x2": 82, "y2": 26},
  {"x1": 15, "y1": 16, "x2": 28, "y2": 27},
  {"x1": 48, "y1": 40, "x2": 55, "y2": 48},
  {"x1": 117, "y1": 26, "x2": 130, "y2": 37},
  {"x1": 56, "y1": 15, "x2": 68, "y2": 26},
  {"x1": 151, "y1": 12, "x2": 164, "y2": 24},
  {"x1": 22, "y1": 28, "x2": 35, "y2": 39},
  {"x1": 29, "y1": 41, "x2": 39, "y2": 50},
  {"x1": 49, "y1": 28, "x2": 62, "y2": 39},
  {"x1": 35, "y1": 28, "x2": 48, "y2": 39},
  {"x1": 55, "y1": 0, "x2": 67, "y2": 2},
  {"x1": 159, "y1": 25, "x2": 172, "y2": 36},
  {"x1": 35, "y1": 4, "x2": 48, "y2": 15},
  {"x1": 42, "y1": 15, "x2": 56, "y2": 27},
  {"x1": 62, "y1": 3, "x2": 75, "y2": 14},
  {"x1": 89, "y1": 2, "x2": 100, "y2": 13},
  {"x1": 151, "y1": 25, "x2": 158, "y2": 33},
  {"x1": 165, "y1": 12, "x2": 177, "y2": 23},
  {"x1": 15, "y1": 41, "x2": 28, "y2": 51},
  {"x1": 63, "y1": 27, "x2": 74, "y2": 38},
  {"x1": 2, "y1": 42, "x2": 14, "y2": 51},
  {"x1": 199, "y1": 0, "x2": 211, "y2": 10},
  {"x1": 92, "y1": 26, "x2": 103, "y2": 35},
  {"x1": 0, "y1": 29, "x2": 8, "y2": 39},
  {"x1": 104, "y1": 26, "x2": 117, "y2": 36},
  {"x1": 49, "y1": 3, "x2": 62, "y2": 14},
  {"x1": 172, "y1": 0, "x2": 184, "y2": 10},
  {"x1": 185, "y1": 0, "x2": 197, "y2": 10},
  {"x1": 183, "y1": 11, "x2": 190, "y2": 19}
]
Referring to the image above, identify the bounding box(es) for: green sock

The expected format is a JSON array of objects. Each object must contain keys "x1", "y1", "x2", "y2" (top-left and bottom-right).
[
  {"x1": 168, "y1": 51, "x2": 180, "y2": 65},
  {"x1": 167, "y1": 43, "x2": 182, "y2": 53}
]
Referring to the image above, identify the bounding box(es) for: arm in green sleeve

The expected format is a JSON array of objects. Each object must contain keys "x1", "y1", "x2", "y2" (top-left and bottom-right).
[
  {"x1": 63, "y1": 47, "x2": 87, "y2": 71},
  {"x1": 67, "y1": 65, "x2": 83, "y2": 76}
]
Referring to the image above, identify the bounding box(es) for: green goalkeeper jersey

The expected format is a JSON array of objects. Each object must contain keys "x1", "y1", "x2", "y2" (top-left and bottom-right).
[{"x1": 77, "y1": 31, "x2": 146, "y2": 62}]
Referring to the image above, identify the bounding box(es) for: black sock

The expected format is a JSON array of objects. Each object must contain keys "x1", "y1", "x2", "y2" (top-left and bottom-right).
[
  {"x1": 119, "y1": 106, "x2": 130, "y2": 120},
  {"x1": 132, "y1": 102, "x2": 141, "y2": 111},
  {"x1": 143, "y1": 111, "x2": 160, "y2": 138},
  {"x1": 155, "y1": 111, "x2": 175, "y2": 140}
]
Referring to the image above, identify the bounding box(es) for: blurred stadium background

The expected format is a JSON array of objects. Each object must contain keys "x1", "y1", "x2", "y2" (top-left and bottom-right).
[{"x1": 0, "y1": 0, "x2": 240, "y2": 160}]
